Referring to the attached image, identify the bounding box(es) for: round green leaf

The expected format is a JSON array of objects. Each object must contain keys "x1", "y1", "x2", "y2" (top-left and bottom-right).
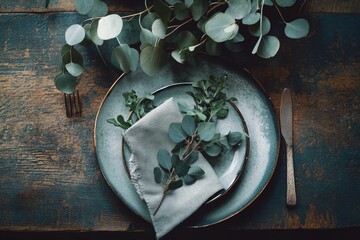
[
  {"x1": 198, "y1": 122, "x2": 216, "y2": 141},
  {"x1": 62, "y1": 48, "x2": 83, "y2": 65},
  {"x1": 54, "y1": 72, "x2": 77, "y2": 94},
  {"x1": 205, "y1": 12, "x2": 239, "y2": 43},
  {"x1": 75, "y1": 0, "x2": 95, "y2": 15},
  {"x1": 176, "y1": 31, "x2": 198, "y2": 49},
  {"x1": 227, "y1": 131, "x2": 243, "y2": 146},
  {"x1": 90, "y1": 19, "x2": 104, "y2": 45},
  {"x1": 256, "y1": 35, "x2": 280, "y2": 58},
  {"x1": 275, "y1": 0, "x2": 296, "y2": 7},
  {"x1": 65, "y1": 62, "x2": 83, "y2": 77},
  {"x1": 171, "y1": 50, "x2": 185, "y2": 64},
  {"x1": 112, "y1": 44, "x2": 139, "y2": 73},
  {"x1": 183, "y1": 175, "x2": 196, "y2": 185},
  {"x1": 152, "y1": 19, "x2": 167, "y2": 39},
  {"x1": 65, "y1": 24, "x2": 85, "y2": 46},
  {"x1": 242, "y1": 12, "x2": 260, "y2": 25},
  {"x1": 140, "y1": 28, "x2": 157, "y2": 45},
  {"x1": 226, "y1": 0, "x2": 252, "y2": 20},
  {"x1": 87, "y1": 0, "x2": 108, "y2": 17},
  {"x1": 140, "y1": 45, "x2": 167, "y2": 76},
  {"x1": 157, "y1": 149, "x2": 173, "y2": 171},
  {"x1": 205, "y1": 144, "x2": 222, "y2": 157},
  {"x1": 174, "y1": 160, "x2": 190, "y2": 177},
  {"x1": 118, "y1": 18, "x2": 141, "y2": 45},
  {"x1": 248, "y1": 15, "x2": 271, "y2": 37},
  {"x1": 188, "y1": 166, "x2": 205, "y2": 178},
  {"x1": 174, "y1": 2, "x2": 190, "y2": 21},
  {"x1": 168, "y1": 179, "x2": 183, "y2": 190},
  {"x1": 154, "y1": 167, "x2": 162, "y2": 184},
  {"x1": 182, "y1": 115, "x2": 196, "y2": 136},
  {"x1": 168, "y1": 122, "x2": 187, "y2": 143},
  {"x1": 191, "y1": 0, "x2": 208, "y2": 21},
  {"x1": 97, "y1": 14, "x2": 123, "y2": 40},
  {"x1": 154, "y1": 0, "x2": 171, "y2": 23},
  {"x1": 285, "y1": 18, "x2": 309, "y2": 39}
]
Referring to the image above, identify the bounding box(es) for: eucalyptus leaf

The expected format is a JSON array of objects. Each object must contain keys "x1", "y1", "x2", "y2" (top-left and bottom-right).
[
  {"x1": 205, "y1": 144, "x2": 222, "y2": 157},
  {"x1": 87, "y1": 0, "x2": 108, "y2": 17},
  {"x1": 169, "y1": 123, "x2": 187, "y2": 143},
  {"x1": 75, "y1": 0, "x2": 95, "y2": 15},
  {"x1": 152, "y1": 19, "x2": 167, "y2": 39},
  {"x1": 227, "y1": 131, "x2": 243, "y2": 146},
  {"x1": 188, "y1": 166, "x2": 205, "y2": 178},
  {"x1": 118, "y1": 18, "x2": 141, "y2": 45},
  {"x1": 176, "y1": 31, "x2": 198, "y2": 49},
  {"x1": 183, "y1": 175, "x2": 196, "y2": 185},
  {"x1": 116, "y1": 115, "x2": 132, "y2": 129},
  {"x1": 174, "y1": 2, "x2": 190, "y2": 21},
  {"x1": 54, "y1": 72, "x2": 77, "y2": 94},
  {"x1": 226, "y1": 0, "x2": 252, "y2": 20},
  {"x1": 113, "y1": 44, "x2": 139, "y2": 73},
  {"x1": 242, "y1": 12, "x2": 260, "y2": 25},
  {"x1": 171, "y1": 50, "x2": 185, "y2": 64},
  {"x1": 255, "y1": 35, "x2": 280, "y2": 58},
  {"x1": 182, "y1": 115, "x2": 196, "y2": 136},
  {"x1": 140, "y1": 45, "x2": 167, "y2": 76},
  {"x1": 65, "y1": 62, "x2": 83, "y2": 77},
  {"x1": 97, "y1": 14, "x2": 123, "y2": 40},
  {"x1": 284, "y1": 18, "x2": 309, "y2": 39},
  {"x1": 275, "y1": 0, "x2": 296, "y2": 7},
  {"x1": 168, "y1": 179, "x2": 183, "y2": 190},
  {"x1": 62, "y1": 48, "x2": 83, "y2": 65},
  {"x1": 198, "y1": 122, "x2": 215, "y2": 141},
  {"x1": 164, "y1": 0, "x2": 178, "y2": 5},
  {"x1": 174, "y1": 160, "x2": 190, "y2": 177},
  {"x1": 154, "y1": 0, "x2": 172, "y2": 23},
  {"x1": 154, "y1": 167, "x2": 163, "y2": 184},
  {"x1": 248, "y1": 15, "x2": 271, "y2": 37},
  {"x1": 90, "y1": 19, "x2": 104, "y2": 45},
  {"x1": 142, "y1": 12, "x2": 160, "y2": 30},
  {"x1": 157, "y1": 149, "x2": 173, "y2": 171},
  {"x1": 140, "y1": 28, "x2": 157, "y2": 45},
  {"x1": 205, "y1": 12, "x2": 239, "y2": 43},
  {"x1": 65, "y1": 24, "x2": 85, "y2": 46},
  {"x1": 191, "y1": 0, "x2": 208, "y2": 21}
]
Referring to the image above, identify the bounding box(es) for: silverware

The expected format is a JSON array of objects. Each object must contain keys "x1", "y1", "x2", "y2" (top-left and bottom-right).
[
  {"x1": 64, "y1": 90, "x2": 82, "y2": 118},
  {"x1": 280, "y1": 88, "x2": 296, "y2": 207}
]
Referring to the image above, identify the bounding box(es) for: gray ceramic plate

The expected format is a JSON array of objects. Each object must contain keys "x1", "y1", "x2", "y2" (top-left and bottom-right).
[
  {"x1": 121, "y1": 82, "x2": 250, "y2": 203},
  {"x1": 94, "y1": 57, "x2": 280, "y2": 227}
]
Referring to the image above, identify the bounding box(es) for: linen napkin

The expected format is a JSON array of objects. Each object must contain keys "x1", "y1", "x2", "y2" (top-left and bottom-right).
[{"x1": 122, "y1": 97, "x2": 223, "y2": 239}]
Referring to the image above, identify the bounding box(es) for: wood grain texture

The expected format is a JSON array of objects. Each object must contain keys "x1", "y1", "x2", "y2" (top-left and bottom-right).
[
  {"x1": 1, "y1": 0, "x2": 360, "y2": 13},
  {"x1": 0, "y1": 2, "x2": 360, "y2": 237}
]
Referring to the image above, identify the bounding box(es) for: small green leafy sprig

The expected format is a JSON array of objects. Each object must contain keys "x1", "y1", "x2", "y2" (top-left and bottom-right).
[
  {"x1": 107, "y1": 90, "x2": 155, "y2": 129},
  {"x1": 53, "y1": 0, "x2": 310, "y2": 93}
]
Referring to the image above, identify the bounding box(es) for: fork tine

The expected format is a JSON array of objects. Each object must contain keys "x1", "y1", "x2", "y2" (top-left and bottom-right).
[{"x1": 64, "y1": 90, "x2": 82, "y2": 118}]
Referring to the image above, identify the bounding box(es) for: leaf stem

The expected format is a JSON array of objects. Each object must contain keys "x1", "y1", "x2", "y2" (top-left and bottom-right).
[
  {"x1": 95, "y1": 45, "x2": 108, "y2": 67},
  {"x1": 272, "y1": 0, "x2": 287, "y2": 23},
  {"x1": 165, "y1": 18, "x2": 193, "y2": 38},
  {"x1": 154, "y1": 190, "x2": 167, "y2": 215},
  {"x1": 122, "y1": 5, "x2": 154, "y2": 19}
]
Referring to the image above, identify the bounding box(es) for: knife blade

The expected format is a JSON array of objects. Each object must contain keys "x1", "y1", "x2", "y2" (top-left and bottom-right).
[{"x1": 280, "y1": 88, "x2": 296, "y2": 207}]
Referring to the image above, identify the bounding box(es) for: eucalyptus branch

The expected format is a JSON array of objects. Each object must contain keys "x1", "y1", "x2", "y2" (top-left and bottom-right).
[
  {"x1": 272, "y1": 0, "x2": 287, "y2": 23},
  {"x1": 122, "y1": 5, "x2": 154, "y2": 19}
]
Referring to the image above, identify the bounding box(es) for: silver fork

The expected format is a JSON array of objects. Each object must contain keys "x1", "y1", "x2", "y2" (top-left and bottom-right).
[{"x1": 64, "y1": 90, "x2": 82, "y2": 118}]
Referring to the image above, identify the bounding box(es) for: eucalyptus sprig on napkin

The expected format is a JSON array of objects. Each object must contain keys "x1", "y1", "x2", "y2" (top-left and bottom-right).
[{"x1": 108, "y1": 75, "x2": 247, "y2": 213}]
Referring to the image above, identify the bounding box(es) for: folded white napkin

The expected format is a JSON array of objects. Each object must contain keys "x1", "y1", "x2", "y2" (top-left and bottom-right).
[{"x1": 123, "y1": 97, "x2": 223, "y2": 239}]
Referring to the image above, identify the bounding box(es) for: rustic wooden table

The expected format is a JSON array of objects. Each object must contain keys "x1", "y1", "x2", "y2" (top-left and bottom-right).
[{"x1": 1, "y1": 1, "x2": 359, "y2": 239}]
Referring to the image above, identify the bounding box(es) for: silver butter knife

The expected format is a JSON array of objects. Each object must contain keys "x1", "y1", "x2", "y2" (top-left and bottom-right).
[{"x1": 280, "y1": 88, "x2": 296, "y2": 207}]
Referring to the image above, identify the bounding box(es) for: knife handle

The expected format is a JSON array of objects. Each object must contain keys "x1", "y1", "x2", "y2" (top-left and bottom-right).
[{"x1": 286, "y1": 145, "x2": 296, "y2": 207}]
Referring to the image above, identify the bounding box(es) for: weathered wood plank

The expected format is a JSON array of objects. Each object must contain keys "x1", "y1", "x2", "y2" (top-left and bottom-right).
[
  {"x1": 0, "y1": 10, "x2": 359, "y2": 234},
  {"x1": 1, "y1": 0, "x2": 360, "y2": 13}
]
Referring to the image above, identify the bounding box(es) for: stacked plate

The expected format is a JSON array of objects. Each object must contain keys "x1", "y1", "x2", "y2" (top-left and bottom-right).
[{"x1": 94, "y1": 56, "x2": 280, "y2": 227}]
